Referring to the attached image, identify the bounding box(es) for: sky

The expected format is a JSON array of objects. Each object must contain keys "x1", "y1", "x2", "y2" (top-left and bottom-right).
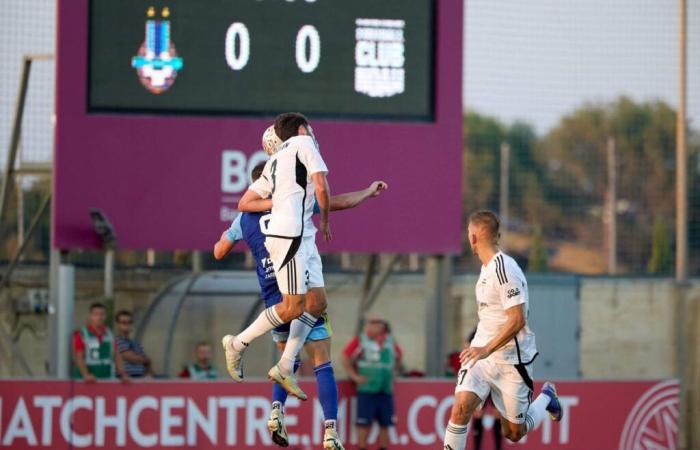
[{"x1": 463, "y1": 0, "x2": 700, "y2": 134}]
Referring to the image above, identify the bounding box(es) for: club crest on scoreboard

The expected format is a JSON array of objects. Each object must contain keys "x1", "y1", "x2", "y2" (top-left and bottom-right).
[{"x1": 131, "y1": 6, "x2": 184, "y2": 94}]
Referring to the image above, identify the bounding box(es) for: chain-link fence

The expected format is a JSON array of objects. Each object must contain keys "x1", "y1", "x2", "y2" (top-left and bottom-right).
[
  {"x1": 0, "y1": 0, "x2": 55, "y2": 166},
  {"x1": 1, "y1": 0, "x2": 699, "y2": 274},
  {"x1": 462, "y1": 0, "x2": 700, "y2": 275}
]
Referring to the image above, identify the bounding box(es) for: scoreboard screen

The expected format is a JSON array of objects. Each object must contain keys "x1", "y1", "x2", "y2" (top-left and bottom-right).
[{"x1": 88, "y1": 0, "x2": 435, "y2": 120}]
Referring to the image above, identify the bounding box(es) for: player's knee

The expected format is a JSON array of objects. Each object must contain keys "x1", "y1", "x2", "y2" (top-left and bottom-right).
[
  {"x1": 503, "y1": 424, "x2": 526, "y2": 442},
  {"x1": 306, "y1": 299, "x2": 326, "y2": 316},
  {"x1": 306, "y1": 289, "x2": 327, "y2": 316},
  {"x1": 278, "y1": 300, "x2": 304, "y2": 322}
]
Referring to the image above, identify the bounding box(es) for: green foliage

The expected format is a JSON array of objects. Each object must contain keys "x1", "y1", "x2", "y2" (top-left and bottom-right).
[
  {"x1": 647, "y1": 216, "x2": 673, "y2": 274},
  {"x1": 529, "y1": 225, "x2": 548, "y2": 272},
  {"x1": 463, "y1": 96, "x2": 700, "y2": 273}
]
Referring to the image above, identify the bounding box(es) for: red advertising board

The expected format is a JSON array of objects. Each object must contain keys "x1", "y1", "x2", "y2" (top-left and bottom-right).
[{"x1": 0, "y1": 379, "x2": 678, "y2": 449}]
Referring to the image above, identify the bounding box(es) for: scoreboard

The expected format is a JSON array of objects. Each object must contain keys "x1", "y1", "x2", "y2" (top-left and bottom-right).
[
  {"x1": 88, "y1": 0, "x2": 434, "y2": 120},
  {"x1": 54, "y1": 0, "x2": 462, "y2": 253}
]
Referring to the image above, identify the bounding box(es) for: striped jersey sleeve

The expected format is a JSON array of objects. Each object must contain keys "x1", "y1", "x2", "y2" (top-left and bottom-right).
[{"x1": 495, "y1": 254, "x2": 526, "y2": 310}]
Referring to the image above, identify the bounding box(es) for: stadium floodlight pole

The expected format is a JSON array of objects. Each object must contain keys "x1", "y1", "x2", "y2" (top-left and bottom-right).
[
  {"x1": 499, "y1": 142, "x2": 510, "y2": 247},
  {"x1": 606, "y1": 137, "x2": 617, "y2": 275},
  {"x1": 675, "y1": 1, "x2": 693, "y2": 449},
  {"x1": 676, "y1": 0, "x2": 688, "y2": 285}
]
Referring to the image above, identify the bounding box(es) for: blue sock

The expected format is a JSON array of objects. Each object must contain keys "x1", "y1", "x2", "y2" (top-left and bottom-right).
[
  {"x1": 272, "y1": 359, "x2": 300, "y2": 407},
  {"x1": 314, "y1": 361, "x2": 338, "y2": 424}
]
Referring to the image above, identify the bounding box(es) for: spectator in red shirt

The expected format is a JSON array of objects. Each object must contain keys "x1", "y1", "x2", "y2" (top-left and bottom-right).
[
  {"x1": 72, "y1": 302, "x2": 128, "y2": 382},
  {"x1": 342, "y1": 317, "x2": 402, "y2": 450}
]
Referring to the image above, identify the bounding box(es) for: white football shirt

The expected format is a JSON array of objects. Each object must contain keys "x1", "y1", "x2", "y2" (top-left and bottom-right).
[
  {"x1": 470, "y1": 251, "x2": 538, "y2": 365},
  {"x1": 250, "y1": 135, "x2": 328, "y2": 238}
]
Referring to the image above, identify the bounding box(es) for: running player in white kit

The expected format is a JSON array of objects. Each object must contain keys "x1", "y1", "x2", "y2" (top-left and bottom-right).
[{"x1": 443, "y1": 211, "x2": 563, "y2": 450}]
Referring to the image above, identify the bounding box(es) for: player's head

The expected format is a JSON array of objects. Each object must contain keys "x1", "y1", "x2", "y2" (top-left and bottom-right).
[
  {"x1": 262, "y1": 125, "x2": 283, "y2": 156},
  {"x1": 88, "y1": 302, "x2": 107, "y2": 327},
  {"x1": 365, "y1": 316, "x2": 388, "y2": 338},
  {"x1": 195, "y1": 341, "x2": 212, "y2": 364},
  {"x1": 274, "y1": 112, "x2": 312, "y2": 142},
  {"x1": 115, "y1": 310, "x2": 133, "y2": 334},
  {"x1": 251, "y1": 162, "x2": 266, "y2": 182},
  {"x1": 467, "y1": 210, "x2": 500, "y2": 253}
]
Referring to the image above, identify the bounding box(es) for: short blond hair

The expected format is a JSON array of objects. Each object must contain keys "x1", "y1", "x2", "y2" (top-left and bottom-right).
[{"x1": 469, "y1": 210, "x2": 500, "y2": 242}]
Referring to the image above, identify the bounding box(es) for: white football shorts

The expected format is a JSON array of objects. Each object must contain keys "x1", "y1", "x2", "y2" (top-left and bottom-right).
[
  {"x1": 265, "y1": 235, "x2": 324, "y2": 295},
  {"x1": 454, "y1": 357, "x2": 533, "y2": 424}
]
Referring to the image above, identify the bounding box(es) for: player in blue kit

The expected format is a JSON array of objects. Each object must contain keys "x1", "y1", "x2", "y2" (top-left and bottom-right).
[{"x1": 214, "y1": 161, "x2": 387, "y2": 449}]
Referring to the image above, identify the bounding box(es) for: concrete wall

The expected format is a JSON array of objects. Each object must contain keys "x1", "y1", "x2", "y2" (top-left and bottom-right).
[
  {"x1": 1, "y1": 266, "x2": 697, "y2": 381},
  {"x1": 579, "y1": 277, "x2": 700, "y2": 379}
]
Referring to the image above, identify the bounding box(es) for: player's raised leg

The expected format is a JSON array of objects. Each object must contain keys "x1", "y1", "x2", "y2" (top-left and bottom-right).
[
  {"x1": 276, "y1": 286, "x2": 325, "y2": 372},
  {"x1": 272, "y1": 236, "x2": 326, "y2": 382},
  {"x1": 266, "y1": 237, "x2": 310, "y2": 399},
  {"x1": 498, "y1": 381, "x2": 563, "y2": 442},
  {"x1": 222, "y1": 292, "x2": 303, "y2": 381},
  {"x1": 223, "y1": 236, "x2": 305, "y2": 382}
]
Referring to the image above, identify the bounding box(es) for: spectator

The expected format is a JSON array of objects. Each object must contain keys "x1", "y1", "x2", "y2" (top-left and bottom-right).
[
  {"x1": 72, "y1": 302, "x2": 128, "y2": 382},
  {"x1": 342, "y1": 317, "x2": 402, "y2": 450},
  {"x1": 179, "y1": 341, "x2": 218, "y2": 380},
  {"x1": 115, "y1": 310, "x2": 152, "y2": 378}
]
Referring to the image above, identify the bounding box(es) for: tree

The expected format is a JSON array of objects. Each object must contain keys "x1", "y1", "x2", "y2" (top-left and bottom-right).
[
  {"x1": 529, "y1": 225, "x2": 548, "y2": 272},
  {"x1": 648, "y1": 215, "x2": 673, "y2": 274},
  {"x1": 538, "y1": 97, "x2": 680, "y2": 271}
]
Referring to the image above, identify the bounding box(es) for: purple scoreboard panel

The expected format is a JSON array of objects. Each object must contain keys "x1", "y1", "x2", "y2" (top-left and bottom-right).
[{"x1": 54, "y1": 0, "x2": 463, "y2": 253}]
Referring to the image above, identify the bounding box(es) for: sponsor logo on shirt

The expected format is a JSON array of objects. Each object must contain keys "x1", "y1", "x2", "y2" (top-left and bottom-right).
[
  {"x1": 261, "y1": 257, "x2": 276, "y2": 279},
  {"x1": 507, "y1": 288, "x2": 521, "y2": 299}
]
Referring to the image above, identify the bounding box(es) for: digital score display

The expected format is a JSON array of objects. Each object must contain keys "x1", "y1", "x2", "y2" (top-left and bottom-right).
[{"x1": 88, "y1": 0, "x2": 435, "y2": 120}]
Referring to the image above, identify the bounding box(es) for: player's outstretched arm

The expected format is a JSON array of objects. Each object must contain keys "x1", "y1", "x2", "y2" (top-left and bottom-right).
[
  {"x1": 330, "y1": 181, "x2": 388, "y2": 212},
  {"x1": 238, "y1": 189, "x2": 273, "y2": 213},
  {"x1": 214, "y1": 231, "x2": 236, "y2": 260},
  {"x1": 214, "y1": 214, "x2": 243, "y2": 260},
  {"x1": 311, "y1": 172, "x2": 331, "y2": 242}
]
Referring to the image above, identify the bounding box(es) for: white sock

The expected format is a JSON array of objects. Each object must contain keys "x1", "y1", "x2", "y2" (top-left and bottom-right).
[
  {"x1": 271, "y1": 401, "x2": 283, "y2": 412},
  {"x1": 443, "y1": 421, "x2": 469, "y2": 450},
  {"x1": 235, "y1": 306, "x2": 283, "y2": 351},
  {"x1": 525, "y1": 393, "x2": 550, "y2": 432},
  {"x1": 278, "y1": 312, "x2": 316, "y2": 374}
]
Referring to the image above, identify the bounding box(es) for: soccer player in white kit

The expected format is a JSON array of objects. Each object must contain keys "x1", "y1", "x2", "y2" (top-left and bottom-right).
[
  {"x1": 224, "y1": 113, "x2": 332, "y2": 401},
  {"x1": 443, "y1": 211, "x2": 563, "y2": 450}
]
